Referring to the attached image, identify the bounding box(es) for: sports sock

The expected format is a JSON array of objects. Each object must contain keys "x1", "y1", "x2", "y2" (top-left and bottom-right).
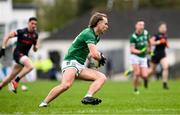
[
  {"x1": 144, "y1": 79, "x2": 148, "y2": 88},
  {"x1": 15, "y1": 76, "x2": 20, "y2": 83},
  {"x1": 163, "y1": 82, "x2": 168, "y2": 89},
  {"x1": 85, "y1": 93, "x2": 92, "y2": 97},
  {"x1": 43, "y1": 101, "x2": 48, "y2": 104},
  {"x1": 134, "y1": 88, "x2": 138, "y2": 92}
]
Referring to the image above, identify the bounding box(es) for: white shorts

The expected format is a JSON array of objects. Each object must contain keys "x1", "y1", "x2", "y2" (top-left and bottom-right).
[
  {"x1": 129, "y1": 54, "x2": 148, "y2": 68},
  {"x1": 61, "y1": 60, "x2": 85, "y2": 77}
]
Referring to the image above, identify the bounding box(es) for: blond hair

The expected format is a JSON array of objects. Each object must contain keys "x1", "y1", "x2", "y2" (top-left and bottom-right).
[{"x1": 89, "y1": 12, "x2": 107, "y2": 28}]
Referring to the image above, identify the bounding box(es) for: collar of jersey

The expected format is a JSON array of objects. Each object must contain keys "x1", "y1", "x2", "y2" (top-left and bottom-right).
[
  {"x1": 135, "y1": 30, "x2": 144, "y2": 36},
  {"x1": 90, "y1": 27, "x2": 100, "y2": 40}
]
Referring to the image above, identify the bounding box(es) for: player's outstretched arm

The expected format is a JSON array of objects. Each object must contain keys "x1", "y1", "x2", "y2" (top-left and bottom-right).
[
  {"x1": 2, "y1": 31, "x2": 16, "y2": 48},
  {"x1": 0, "y1": 32, "x2": 16, "y2": 58}
]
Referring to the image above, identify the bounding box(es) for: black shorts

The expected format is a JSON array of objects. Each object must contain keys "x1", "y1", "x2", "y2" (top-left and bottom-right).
[
  {"x1": 13, "y1": 50, "x2": 26, "y2": 65},
  {"x1": 151, "y1": 52, "x2": 166, "y2": 64}
]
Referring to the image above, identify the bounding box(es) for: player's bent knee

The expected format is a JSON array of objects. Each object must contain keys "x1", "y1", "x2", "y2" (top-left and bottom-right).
[
  {"x1": 134, "y1": 72, "x2": 141, "y2": 77},
  {"x1": 99, "y1": 74, "x2": 107, "y2": 82}
]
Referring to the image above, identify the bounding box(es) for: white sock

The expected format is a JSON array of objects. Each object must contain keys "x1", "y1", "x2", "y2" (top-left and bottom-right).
[
  {"x1": 42, "y1": 101, "x2": 47, "y2": 104},
  {"x1": 85, "y1": 93, "x2": 92, "y2": 97}
]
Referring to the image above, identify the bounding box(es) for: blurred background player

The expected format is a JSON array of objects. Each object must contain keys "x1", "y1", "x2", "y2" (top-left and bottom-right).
[
  {"x1": 0, "y1": 17, "x2": 38, "y2": 93},
  {"x1": 39, "y1": 12, "x2": 108, "y2": 107},
  {"x1": 149, "y1": 22, "x2": 169, "y2": 89},
  {"x1": 129, "y1": 20, "x2": 150, "y2": 94}
]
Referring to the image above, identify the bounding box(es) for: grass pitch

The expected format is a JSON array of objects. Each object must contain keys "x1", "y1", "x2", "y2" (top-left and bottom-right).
[{"x1": 0, "y1": 80, "x2": 180, "y2": 114}]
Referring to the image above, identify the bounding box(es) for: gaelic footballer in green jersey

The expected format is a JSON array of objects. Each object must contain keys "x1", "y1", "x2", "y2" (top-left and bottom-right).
[
  {"x1": 39, "y1": 12, "x2": 108, "y2": 107},
  {"x1": 130, "y1": 29, "x2": 149, "y2": 58},
  {"x1": 64, "y1": 27, "x2": 100, "y2": 65},
  {"x1": 129, "y1": 20, "x2": 150, "y2": 94}
]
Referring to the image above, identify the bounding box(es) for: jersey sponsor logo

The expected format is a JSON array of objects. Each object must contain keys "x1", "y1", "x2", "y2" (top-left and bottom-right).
[
  {"x1": 24, "y1": 34, "x2": 28, "y2": 37},
  {"x1": 137, "y1": 39, "x2": 148, "y2": 46},
  {"x1": 19, "y1": 39, "x2": 33, "y2": 45}
]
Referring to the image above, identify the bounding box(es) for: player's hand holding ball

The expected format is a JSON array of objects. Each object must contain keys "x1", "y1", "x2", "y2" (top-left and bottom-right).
[{"x1": 98, "y1": 52, "x2": 106, "y2": 67}]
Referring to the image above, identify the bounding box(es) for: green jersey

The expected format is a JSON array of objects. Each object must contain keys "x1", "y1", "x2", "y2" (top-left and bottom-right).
[
  {"x1": 64, "y1": 27, "x2": 100, "y2": 64},
  {"x1": 130, "y1": 30, "x2": 150, "y2": 57}
]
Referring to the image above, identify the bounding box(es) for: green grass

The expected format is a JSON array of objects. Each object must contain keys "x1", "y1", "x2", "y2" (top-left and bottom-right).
[{"x1": 0, "y1": 80, "x2": 180, "y2": 114}]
